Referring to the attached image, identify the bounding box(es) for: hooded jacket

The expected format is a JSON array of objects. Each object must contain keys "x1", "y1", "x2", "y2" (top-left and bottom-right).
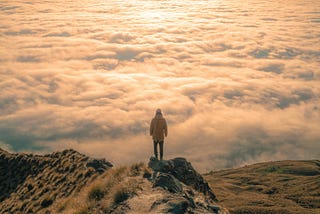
[{"x1": 150, "y1": 114, "x2": 168, "y2": 141}]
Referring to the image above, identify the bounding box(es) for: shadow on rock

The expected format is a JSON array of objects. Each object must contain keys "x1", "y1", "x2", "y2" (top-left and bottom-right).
[{"x1": 148, "y1": 156, "x2": 217, "y2": 201}]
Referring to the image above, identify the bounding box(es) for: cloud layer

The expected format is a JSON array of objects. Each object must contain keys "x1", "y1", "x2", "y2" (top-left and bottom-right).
[{"x1": 1, "y1": 0, "x2": 319, "y2": 171}]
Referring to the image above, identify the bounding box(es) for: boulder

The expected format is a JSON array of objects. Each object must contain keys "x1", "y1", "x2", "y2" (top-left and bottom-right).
[{"x1": 148, "y1": 157, "x2": 217, "y2": 201}]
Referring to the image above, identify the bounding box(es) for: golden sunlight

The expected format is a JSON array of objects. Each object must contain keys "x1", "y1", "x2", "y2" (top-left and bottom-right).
[{"x1": 0, "y1": 0, "x2": 319, "y2": 172}]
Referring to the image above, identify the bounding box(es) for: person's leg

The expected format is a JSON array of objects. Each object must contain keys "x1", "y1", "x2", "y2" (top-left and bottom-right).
[
  {"x1": 159, "y1": 141, "x2": 164, "y2": 160},
  {"x1": 153, "y1": 140, "x2": 158, "y2": 159}
]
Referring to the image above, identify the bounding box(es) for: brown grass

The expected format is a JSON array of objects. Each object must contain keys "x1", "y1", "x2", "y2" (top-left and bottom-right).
[
  {"x1": 205, "y1": 160, "x2": 320, "y2": 214},
  {"x1": 74, "y1": 205, "x2": 90, "y2": 214},
  {"x1": 45, "y1": 163, "x2": 147, "y2": 214},
  {"x1": 88, "y1": 184, "x2": 105, "y2": 201},
  {"x1": 129, "y1": 162, "x2": 145, "y2": 176}
]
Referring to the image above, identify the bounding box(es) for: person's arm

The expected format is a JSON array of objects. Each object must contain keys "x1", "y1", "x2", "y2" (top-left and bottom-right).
[
  {"x1": 164, "y1": 119, "x2": 168, "y2": 137},
  {"x1": 150, "y1": 119, "x2": 154, "y2": 136}
]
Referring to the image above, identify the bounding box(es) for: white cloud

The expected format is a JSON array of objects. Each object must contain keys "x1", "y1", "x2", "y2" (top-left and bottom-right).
[{"x1": 0, "y1": 0, "x2": 319, "y2": 172}]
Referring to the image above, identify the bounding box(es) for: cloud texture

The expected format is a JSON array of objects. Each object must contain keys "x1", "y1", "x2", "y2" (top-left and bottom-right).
[{"x1": 1, "y1": 0, "x2": 319, "y2": 171}]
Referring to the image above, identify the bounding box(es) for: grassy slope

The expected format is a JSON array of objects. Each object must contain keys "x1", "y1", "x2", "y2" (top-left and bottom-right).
[
  {"x1": 205, "y1": 160, "x2": 320, "y2": 214},
  {"x1": 43, "y1": 163, "x2": 145, "y2": 214}
]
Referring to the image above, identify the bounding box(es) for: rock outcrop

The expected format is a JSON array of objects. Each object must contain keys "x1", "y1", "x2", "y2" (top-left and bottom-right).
[
  {"x1": 0, "y1": 148, "x2": 112, "y2": 213},
  {"x1": 149, "y1": 156, "x2": 217, "y2": 201},
  {"x1": 153, "y1": 173, "x2": 183, "y2": 194},
  {"x1": 148, "y1": 157, "x2": 224, "y2": 213}
]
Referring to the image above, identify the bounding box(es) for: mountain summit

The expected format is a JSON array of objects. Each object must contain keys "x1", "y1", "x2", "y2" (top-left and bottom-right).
[
  {"x1": 3, "y1": 148, "x2": 318, "y2": 213},
  {"x1": 0, "y1": 149, "x2": 227, "y2": 213}
]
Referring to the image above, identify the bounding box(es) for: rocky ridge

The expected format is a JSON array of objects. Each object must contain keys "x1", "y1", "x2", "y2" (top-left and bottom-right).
[
  {"x1": 0, "y1": 148, "x2": 228, "y2": 213},
  {"x1": 143, "y1": 157, "x2": 225, "y2": 213},
  {"x1": 104, "y1": 157, "x2": 228, "y2": 213},
  {"x1": 0, "y1": 148, "x2": 112, "y2": 213},
  {"x1": 149, "y1": 157, "x2": 217, "y2": 200}
]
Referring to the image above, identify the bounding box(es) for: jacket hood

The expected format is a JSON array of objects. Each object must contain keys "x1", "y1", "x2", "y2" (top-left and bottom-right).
[{"x1": 154, "y1": 114, "x2": 163, "y2": 119}]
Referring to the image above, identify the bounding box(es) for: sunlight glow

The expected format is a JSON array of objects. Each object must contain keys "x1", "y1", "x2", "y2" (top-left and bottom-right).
[{"x1": 1, "y1": 0, "x2": 319, "y2": 171}]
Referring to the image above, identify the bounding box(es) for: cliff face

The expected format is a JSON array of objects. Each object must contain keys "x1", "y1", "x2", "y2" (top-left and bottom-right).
[{"x1": 0, "y1": 148, "x2": 112, "y2": 213}]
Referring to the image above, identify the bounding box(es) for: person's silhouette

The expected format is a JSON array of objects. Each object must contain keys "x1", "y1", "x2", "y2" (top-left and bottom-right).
[{"x1": 149, "y1": 109, "x2": 168, "y2": 160}]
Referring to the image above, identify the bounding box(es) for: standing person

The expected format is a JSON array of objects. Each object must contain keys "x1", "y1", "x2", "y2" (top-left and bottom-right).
[{"x1": 150, "y1": 109, "x2": 168, "y2": 160}]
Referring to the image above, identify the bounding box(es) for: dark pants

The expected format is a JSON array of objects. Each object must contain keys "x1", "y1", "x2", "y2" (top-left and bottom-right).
[{"x1": 153, "y1": 140, "x2": 164, "y2": 160}]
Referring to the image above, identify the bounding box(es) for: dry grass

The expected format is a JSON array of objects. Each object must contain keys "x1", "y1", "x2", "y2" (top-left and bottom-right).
[
  {"x1": 129, "y1": 162, "x2": 144, "y2": 176},
  {"x1": 88, "y1": 184, "x2": 105, "y2": 201},
  {"x1": 46, "y1": 162, "x2": 147, "y2": 214},
  {"x1": 74, "y1": 205, "x2": 90, "y2": 214},
  {"x1": 112, "y1": 179, "x2": 141, "y2": 205},
  {"x1": 205, "y1": 160, "x2": 320, "y2": 214}
]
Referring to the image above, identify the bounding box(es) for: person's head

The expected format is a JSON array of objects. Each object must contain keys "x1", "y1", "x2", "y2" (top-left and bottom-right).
[{"x1": 156, "y1": 108, "x2": 162, "y2": 115}]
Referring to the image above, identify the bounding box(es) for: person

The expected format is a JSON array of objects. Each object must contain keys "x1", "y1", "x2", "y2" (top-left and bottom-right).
[{"x1": 149, "y1": 108, "x2": 168, "y2": 160}]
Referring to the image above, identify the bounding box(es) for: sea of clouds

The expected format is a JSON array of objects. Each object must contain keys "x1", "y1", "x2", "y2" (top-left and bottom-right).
[{"x1": 0, "y1": 0, "x2": 319, "y2": 171}]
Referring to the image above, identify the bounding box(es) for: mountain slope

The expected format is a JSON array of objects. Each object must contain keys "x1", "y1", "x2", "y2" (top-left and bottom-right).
[
  {"x1": 205, "y1": 160, "x2": 320, "y2": 214},
  {"x1": 45, "y1": 157, "x2": 229, "y2": 214},
  {"x1": 1, "y1": 148, "x2": 319, "y2": 214},
  {"x1": 0, "y1": 149, "x2": 228, "y2": 214},
  {"x1": 0, "y1": 148, "x2": 112, "y2": 213}
]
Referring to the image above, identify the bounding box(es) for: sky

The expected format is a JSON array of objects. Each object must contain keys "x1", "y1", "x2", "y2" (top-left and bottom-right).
[{"x1": 0, "y1": 0, "x2": 319, "y2": 172}]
